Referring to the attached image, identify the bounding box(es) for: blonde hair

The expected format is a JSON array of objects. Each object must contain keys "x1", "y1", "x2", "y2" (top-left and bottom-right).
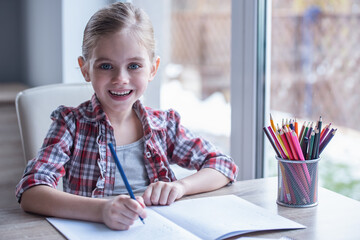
[{"x1": 81, "y1": 2, "x2": 156, "y2": 62}]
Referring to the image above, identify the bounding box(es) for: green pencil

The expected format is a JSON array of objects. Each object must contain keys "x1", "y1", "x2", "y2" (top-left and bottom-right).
[
  {"x1": 307, "y1": 131, "x2": 315, "y2": 160},
  {"x1": 300, "y1": 122, "x2": 310, "y2": 147},
  {"x1": 311, "y1": 129, "x2": 320, "y2": 160}
]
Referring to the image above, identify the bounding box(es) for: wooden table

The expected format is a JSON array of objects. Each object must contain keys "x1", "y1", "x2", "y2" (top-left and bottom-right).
[{"x1": 1, "y1": 177, "x2": 359, "y2": 240}]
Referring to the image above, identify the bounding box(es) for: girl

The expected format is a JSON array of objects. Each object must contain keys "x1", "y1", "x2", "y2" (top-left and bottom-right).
[{"x1": 16, "y1": 2, "x2": 238, "y2": 230}]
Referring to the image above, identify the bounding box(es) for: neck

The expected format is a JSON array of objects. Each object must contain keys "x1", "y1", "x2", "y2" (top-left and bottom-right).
[
  {"x1": 107, "y1": 108, "x2": 134, "y2": 126},
  {"x1": 108, "y1": 108, "x2": 144, "y2": 146}
]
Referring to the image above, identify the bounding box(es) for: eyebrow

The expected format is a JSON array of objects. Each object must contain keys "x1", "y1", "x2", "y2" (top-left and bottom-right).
[{"x1": 94, "y1": 56, "x2": 146, "y2": 63}]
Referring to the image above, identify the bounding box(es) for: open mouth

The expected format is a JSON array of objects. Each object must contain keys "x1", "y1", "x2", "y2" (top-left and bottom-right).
[{"x1": 109, "y1": 90, "x2": 133, "y2": 97}]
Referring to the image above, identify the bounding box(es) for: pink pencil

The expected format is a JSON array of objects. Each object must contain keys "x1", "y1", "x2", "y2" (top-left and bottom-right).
[
  {"x1": 292, "y1": 131, "x2": 311, "y2": 186},
  {"x1": 285, "y1": 162, "x2": 311, "y2": 203},
  {"x1": 291, "y1": 131, "x2": 305, "y2": 160},
  {"x1": 285, "y1": 128, "x2": 299, "y2": 160}
]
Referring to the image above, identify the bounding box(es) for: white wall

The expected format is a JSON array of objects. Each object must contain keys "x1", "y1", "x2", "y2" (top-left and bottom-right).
[
  {"x1": 132, "y1": 0, "x2": 171, "y2": 109},
  {"x1": 20, "y1": 0, "x2": 110, "y2": 87},
  {"x1": 62, "y1": 0, "x2": 112, "y2": 84}
]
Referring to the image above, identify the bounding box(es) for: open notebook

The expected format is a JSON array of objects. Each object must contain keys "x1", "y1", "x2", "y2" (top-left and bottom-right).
[{"x1": 47, "y1": 195, "x2": 305, "y2": 240}]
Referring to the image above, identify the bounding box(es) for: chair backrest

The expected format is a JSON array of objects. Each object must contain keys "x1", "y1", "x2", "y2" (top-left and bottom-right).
[{"x1": 15, "y1": 83, "x2": 94, "y2": 165}]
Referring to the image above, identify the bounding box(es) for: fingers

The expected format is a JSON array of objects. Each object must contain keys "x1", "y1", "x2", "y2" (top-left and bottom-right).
[
  {"x1": 167, "y1": 188, "x2": 179, "y2": 204},
  {"x1": 102, "y1": 195, "x2": 147, "y2": 230},
  {"x1": 143, "y1": 181, "x2": 185, "y2": 206},
  {"x1": 143, "y1": 186, "x2": 153, "y2": 206},
  {"x1": 135, "y1": 196, "x2": 145, "y2": 208}
]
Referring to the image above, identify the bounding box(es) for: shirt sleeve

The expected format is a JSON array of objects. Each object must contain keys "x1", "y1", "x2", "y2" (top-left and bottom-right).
[
  {"x1": 15, "y1": 106, "x2": 75, "y2": 202},
  {"x1": 165, "y1": 109, "x2": 238, "y2": 182}
]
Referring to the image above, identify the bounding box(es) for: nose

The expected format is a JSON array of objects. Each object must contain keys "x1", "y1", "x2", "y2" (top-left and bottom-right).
[{"x1": 111, "y1": 69, "x2": 129, "y2": 85}]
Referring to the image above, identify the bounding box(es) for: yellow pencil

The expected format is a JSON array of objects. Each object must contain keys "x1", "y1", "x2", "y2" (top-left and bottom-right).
[
  {"x1": 276, "y1": 131, "x2": 289, "y2": 159},
  {"x1": 279, "y1": 162, "x2": 292, "y2": 203},
  {"x1": 270, "y1": 114, "x2": 276, "y2": 133}
]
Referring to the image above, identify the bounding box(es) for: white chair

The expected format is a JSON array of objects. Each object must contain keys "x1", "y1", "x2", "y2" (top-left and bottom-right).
[{"x1": 15, "y1": 83, "x2": 94, "y2": 190}]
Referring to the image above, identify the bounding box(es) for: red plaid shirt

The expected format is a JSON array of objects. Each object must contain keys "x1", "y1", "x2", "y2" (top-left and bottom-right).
[{"x1": 16, "y1": 95, "x2": 238, "y2": 201}]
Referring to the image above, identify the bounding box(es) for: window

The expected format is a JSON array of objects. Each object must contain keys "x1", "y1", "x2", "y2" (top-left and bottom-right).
[
  {"x1": 265, "y1": 0, "x2": 360, "y2": 200},
  {"x1": 136, "y1": 0, "x2": 233, "y2": 178},
  {"x1": 160, "y1": 0, "x2": 232, "y2": 155}
]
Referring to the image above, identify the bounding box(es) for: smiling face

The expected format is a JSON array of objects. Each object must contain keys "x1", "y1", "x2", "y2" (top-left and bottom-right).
[{"x1": 79, "y1": 30, "x2": 159, "y2": 118}]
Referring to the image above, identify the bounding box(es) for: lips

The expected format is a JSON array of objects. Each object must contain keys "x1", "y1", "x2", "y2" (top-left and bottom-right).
[{"x1": 109, "y1": 90, "x2": 132, "y2": 96}]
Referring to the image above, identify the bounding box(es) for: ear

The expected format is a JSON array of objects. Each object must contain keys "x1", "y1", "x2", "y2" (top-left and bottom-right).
[
  {"x1": 78, "y1": 56, "x2": 90, "y2": 82},
  {"x1": 148, "y1": 56, "x2": 160, "y2": 82}
]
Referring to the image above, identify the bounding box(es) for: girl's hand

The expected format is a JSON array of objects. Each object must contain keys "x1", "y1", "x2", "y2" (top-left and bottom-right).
[
  {"x1": 142, "y1": 181, "x2": 186, "y2": 206},
  {"x1": 101, "y1": 195, "x2": 146, "y2": 230}
]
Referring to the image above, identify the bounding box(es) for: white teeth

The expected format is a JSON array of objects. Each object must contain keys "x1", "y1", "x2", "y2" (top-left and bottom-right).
[{"x1": 110, "y1": 90, "x2": 131, "y2": 96}]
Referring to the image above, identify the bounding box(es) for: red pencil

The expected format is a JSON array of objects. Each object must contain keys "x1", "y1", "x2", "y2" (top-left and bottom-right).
[
  {"x1": 280, "y1": 129, "x2": 294, "y2": 160},
  {"x1": 298, "y1": 121, "x2": 306, "y2": 141},
  {"x1": 284, "y1": 127, "x2": 299, "y2": 160}
]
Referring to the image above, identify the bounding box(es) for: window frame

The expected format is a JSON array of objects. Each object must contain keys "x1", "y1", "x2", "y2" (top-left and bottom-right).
[{"x1": 231, "y1": 0, "x2": 268, "y2": 180}]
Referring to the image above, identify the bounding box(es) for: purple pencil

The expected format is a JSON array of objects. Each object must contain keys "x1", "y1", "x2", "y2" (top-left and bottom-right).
[
  {"x1": 320, "y1": 123, "x2": 331, "y2": 145},
  {"x1": 263, "y1": 127, "x2": 281, "y2": 158},
  {"x1": 319, "y1": 129, "x2": 337, "y2": 154}
]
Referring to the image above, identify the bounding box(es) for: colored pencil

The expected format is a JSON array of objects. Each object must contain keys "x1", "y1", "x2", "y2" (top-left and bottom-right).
[
  {"x1": 319, "y1": 129, "x2": 337, "y2": 154},
  {"x1": 306, "y1": 122, "x2": 313, "y2": 139},
  {"x1": 263, "y1": 127, "x2": 281, "y2": 158},
  {"x1": 279, "y1": 162, "x2": 292, "y2": 203},
  {"x1": 306, "y1": 131, "x2": 315, "y2": 160},
  {"x1": 298, "y1": 121, "x2": 306, "y2": 141},
  {"x1": 289, "y1": 119, "x2": 294, "y2": 131},
  {"x1": 320, "y1": 123, "x2": 331, "y2": 144},
  {"x1": 291, "y1": 131, "x2": 311, "y2": 186},
  {"x1": 300, "y1": 122, "x2": 310, "y2": 147},
  {"x1": 265, "y1": 115, "x2": 336, "y2": 206},
  {"x1": 284, "y1": 128, "x2": 297, "y2": 160},
  {"x1": 301, "y1": 136, "x2": 308, "y2": 157},
  {"x1": 267, "y1": 126, "x2": 288, "y2": 159},
  {"x1": 280, "y1": 129, "x2": 294, "y2": 160},
  {"x1": 317, "y1": 116, "x2": 323, "y2": 137},
  {"x1": 276, "y1": 130, "x2": 290, "y2": 159},
  {"x1": 311, "y1": 129, "x2": 320, "y2": 159},
  {"x1": 270, "y1": 114, "x2": 276, "y2": 133}
]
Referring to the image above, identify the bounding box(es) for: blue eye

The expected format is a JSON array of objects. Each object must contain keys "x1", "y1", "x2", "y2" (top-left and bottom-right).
[
  {"x1": 128, "y1": 63, "x2": 140, "y2": 70},
  {"x1": 100, "y1": 63, "x2": 112, "y2": 70}
]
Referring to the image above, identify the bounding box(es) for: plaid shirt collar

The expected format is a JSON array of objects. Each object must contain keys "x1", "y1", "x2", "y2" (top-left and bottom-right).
[{"x1": 84, "y1": 94, "x2": 165, "y2": 139}]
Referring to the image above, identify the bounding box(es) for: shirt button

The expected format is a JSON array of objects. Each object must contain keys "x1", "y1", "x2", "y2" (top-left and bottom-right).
[
  {"x1": 154, "y1": 178, "x2": 159, "y2": 182},
  {"x1": 146, "y1": 152, "x2": 151, "y2": 158}
]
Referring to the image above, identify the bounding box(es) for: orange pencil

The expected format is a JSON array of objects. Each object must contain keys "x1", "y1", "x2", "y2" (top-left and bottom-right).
[
  {"x1": 270, "y1": 114, "x2": 276, "y2": 133},
  {"x1": 294, "y1": 118, "x2": 298, "y2": 137}
]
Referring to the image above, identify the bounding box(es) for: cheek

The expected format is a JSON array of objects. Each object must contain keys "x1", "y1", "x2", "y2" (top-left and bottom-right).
[
  {"x1": 91, "y1": 70, "x2": 113, "y2": 83},
  {"x1": 133, "y1": 73, "x2": 151, "y2": 87}
]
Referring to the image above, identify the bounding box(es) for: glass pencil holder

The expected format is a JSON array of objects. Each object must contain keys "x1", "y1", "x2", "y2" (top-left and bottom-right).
[{"x1": 276, "y1": 156, "x2": 321, "y2": 208}]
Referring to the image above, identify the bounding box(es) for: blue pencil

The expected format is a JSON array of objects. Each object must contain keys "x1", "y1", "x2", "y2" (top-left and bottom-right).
[{"x1": 108, "y1": 143, "x2": 145, "y2": 224}]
